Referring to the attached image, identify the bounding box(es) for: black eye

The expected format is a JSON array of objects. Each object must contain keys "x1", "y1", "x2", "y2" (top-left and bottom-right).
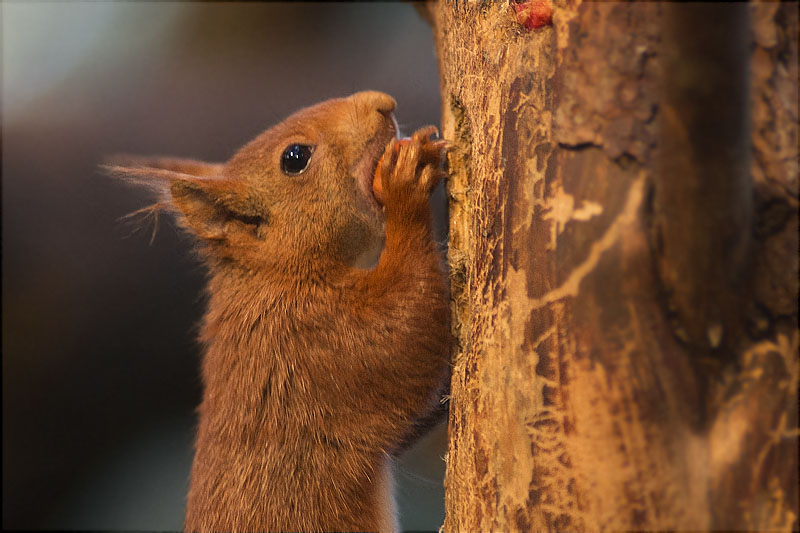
[{"x1": 281, "y1": 144, "x2": 314, "y2": 175}]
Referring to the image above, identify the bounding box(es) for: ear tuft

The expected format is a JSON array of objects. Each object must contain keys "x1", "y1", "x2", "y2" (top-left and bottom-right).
[
  {"x1": 102, "y1": 155, "x2": 228, "y2": 240},
  {"x1": 117, "y1": 201, "x2": 172, "y2": 245},
  {"x1": 101, "y1": 155, "x2": 225, "y2": 200},
  {"x1": 103, "y1": 155, "x2": 269, "y2": 242},
  {"x1": 101, "y1": 163, "x2": 185, "y2": 201},
  {"x1": 105, "y1": 155, "x2": 225, "y2": 177}
]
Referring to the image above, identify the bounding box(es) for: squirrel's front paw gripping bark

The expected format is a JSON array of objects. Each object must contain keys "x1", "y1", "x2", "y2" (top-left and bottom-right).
[{"x1": 374, "y1": 126, "x2": 449, "y2": 219}]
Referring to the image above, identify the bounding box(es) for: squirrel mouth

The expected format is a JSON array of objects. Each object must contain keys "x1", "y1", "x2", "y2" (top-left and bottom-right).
[{"x1": 356, "y1": 121, "x2": 397, "y2": 213}]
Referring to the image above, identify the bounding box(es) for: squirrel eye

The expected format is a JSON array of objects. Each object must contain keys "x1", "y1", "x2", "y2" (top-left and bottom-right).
[{"x1": 281, "y1": 144, "x2": 314, "y2": 175}]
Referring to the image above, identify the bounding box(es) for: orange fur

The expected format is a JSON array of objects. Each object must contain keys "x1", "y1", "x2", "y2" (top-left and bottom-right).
[{"x1": 105, "y1": 92, "x2": 451, "y2": 532}]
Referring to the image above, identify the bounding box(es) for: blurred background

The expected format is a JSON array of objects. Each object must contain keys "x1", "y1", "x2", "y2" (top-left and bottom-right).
[{"x1": 2, "y1": 3, "x2": 447, "y2": 530}]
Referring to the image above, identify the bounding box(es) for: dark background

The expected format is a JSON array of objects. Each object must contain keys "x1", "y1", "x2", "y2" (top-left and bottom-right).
[{"x1": 2, "y1": 3, "x2": 448, "y2": 530}]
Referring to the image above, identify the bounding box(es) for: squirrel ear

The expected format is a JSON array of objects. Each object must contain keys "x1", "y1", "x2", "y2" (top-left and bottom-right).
[
  {"x1": 169, "y1": 175, "x2": 270, "y2": 240},
  {"x1": 101, "y1": 161, "x2": 225, "y2": 239},
  {"x1": 102, "y1": 156, "x2": 269, "y2": 241},
  {"x1": 169, "y1": 178, "x2": 230, "y2": 240},
  {"x1": 101, "y1": 154, "x2": 225, "y2": 202}
]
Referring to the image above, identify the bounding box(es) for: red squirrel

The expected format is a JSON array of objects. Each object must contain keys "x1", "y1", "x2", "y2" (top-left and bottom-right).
[{"x1": 105, "y1": 91, "x2": 451, "y2": 532}]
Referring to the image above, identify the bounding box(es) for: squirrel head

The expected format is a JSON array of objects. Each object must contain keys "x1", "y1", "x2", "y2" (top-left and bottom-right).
[{"x1": 106, "y1": 91, "x2": 398, "y2": 273}]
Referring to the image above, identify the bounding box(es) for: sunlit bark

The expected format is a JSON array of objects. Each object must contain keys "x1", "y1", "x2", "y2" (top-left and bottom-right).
[{"x1": 424, "y1": 2, "x2": 798, "y2": 530}]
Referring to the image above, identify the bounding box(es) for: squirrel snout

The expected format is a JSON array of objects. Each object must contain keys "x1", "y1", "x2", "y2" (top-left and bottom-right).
[{"x1": 351, "y1": 91, "x2": 397, "y2": 117}]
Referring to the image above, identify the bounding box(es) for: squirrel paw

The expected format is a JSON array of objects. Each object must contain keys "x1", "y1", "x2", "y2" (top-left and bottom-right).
[{"x1": 374, "y1": 126, "x2": 449, "y2": 215}]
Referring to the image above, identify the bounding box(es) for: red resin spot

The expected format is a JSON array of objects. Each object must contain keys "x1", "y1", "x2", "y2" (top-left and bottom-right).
[{"x1": 514, "y1": 0, "x2": 553, "y2": 31}]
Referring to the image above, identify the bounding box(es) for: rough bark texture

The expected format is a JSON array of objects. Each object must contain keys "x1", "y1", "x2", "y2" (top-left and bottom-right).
[{"x1": 427, "y1": 1, "x2": 798, "y2": 531}]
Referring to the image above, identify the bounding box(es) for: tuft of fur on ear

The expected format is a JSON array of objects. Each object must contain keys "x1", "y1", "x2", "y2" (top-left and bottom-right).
[
  {"x1": 102, "y1": 164, "x2": 188, "y2": 202},
  {"x1": 105, "y1": 155, "x2": 225, "y2": 177},
  {"x1": 102, "y1": 155, "x2": 269, "y2": 243},
  {"x1": 101, "y1": 155, "x2": 227, "y2": 242},
  {"x1": 101, "y1": 155, "x2": 225, "y2": 200}
]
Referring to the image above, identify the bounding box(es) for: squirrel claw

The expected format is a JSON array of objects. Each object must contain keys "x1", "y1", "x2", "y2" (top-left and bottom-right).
[{"x1": 420, "y1": 139, "x2": 450, "y2": 167}]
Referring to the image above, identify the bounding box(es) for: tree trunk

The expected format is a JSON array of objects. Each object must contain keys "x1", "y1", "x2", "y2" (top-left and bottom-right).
[{"x1": 425, "y1": 1, "x2": 798, "y2": 530}]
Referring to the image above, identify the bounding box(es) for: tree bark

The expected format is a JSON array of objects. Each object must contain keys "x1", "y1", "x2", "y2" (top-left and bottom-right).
[{"x1": 426, "y1": 1, "x2": 798, "y2": 530}]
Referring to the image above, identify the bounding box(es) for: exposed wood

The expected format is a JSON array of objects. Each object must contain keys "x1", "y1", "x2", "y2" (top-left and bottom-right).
[{"x1": 427, "y1": 1, "x2": 798, "y2": 530}]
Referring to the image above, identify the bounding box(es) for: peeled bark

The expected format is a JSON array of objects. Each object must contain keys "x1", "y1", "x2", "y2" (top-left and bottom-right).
[{"x1": 425, "y1": 1, "x2": 798, "y2": 530}]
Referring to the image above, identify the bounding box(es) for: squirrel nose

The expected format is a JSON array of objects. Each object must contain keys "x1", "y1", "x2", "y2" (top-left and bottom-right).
[{"x1": 351, "y1": 91, "x2": 397, "y2": 116}]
